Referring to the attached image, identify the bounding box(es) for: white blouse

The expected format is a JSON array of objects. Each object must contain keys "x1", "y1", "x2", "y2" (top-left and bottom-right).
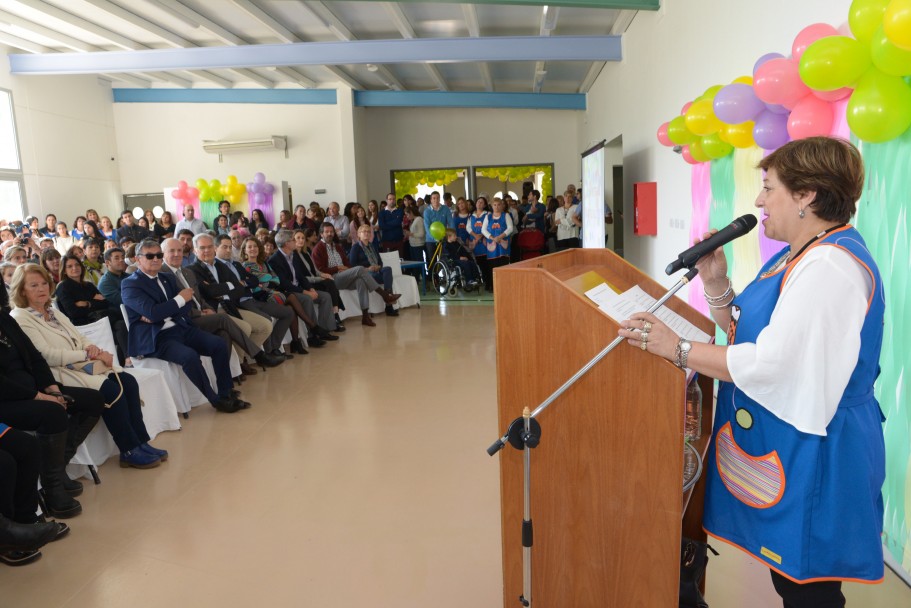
[
  {"x1": 726, "y1": 246, "x2": 873, "y2": 436},
  {"x1": 554, "y1": 205, "x2": 579, "y2": 240}
]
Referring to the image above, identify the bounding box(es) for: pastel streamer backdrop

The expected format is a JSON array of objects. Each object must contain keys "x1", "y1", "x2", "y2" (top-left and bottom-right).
[{"x1": 854, "y1": 131, "x2": 911, "y2": 575}]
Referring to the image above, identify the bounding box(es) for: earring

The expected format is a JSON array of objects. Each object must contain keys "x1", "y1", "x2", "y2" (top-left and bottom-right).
[{"x1": 798, "y1": 208, "x2": 806, "y2": 219}]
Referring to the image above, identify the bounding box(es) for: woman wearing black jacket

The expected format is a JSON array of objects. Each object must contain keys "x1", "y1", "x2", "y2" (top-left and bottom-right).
[{"x1": 0, "y1": 285, "x2": 103, "y2": 519}]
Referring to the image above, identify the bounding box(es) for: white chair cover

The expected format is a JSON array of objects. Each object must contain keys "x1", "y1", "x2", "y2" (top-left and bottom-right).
[
  {"x1": 68, "y1": 318, "x2": 182, "y2": 477},
  {"x1": 334, "y1": 256, "x2": 420, "y2": 320}
]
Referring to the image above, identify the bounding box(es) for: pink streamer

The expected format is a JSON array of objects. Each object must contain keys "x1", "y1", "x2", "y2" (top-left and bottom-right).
[{"x1": 689, "y1": 163, "x2": 713, "y2": 315}]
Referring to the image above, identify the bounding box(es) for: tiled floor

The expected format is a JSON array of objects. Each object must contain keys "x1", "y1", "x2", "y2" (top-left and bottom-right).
[{"x1": 0, "y1": 301, "x2": 907, "y2": 607}]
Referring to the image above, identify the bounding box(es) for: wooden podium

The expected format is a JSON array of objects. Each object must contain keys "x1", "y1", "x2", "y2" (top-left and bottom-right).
[{"x1": 494, "y1": 248, "x2": 715, "y2": 607}]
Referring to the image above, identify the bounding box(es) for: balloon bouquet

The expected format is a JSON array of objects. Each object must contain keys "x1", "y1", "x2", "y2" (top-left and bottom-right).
[{"x1": 657, "y1": 0, "x2": 911, "y2": 163}]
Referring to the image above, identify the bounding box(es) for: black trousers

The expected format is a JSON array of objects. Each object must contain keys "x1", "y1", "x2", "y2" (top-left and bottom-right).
[
  {"x1": 0, "y1": 429, "x2": 41, "y2": 523},
  {"x1": 770, "y1": 570, "x2": 845, "y2": 608}
]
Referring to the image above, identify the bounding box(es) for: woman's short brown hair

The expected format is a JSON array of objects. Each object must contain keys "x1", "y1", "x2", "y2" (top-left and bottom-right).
[
  {"x1": 758, "y1": 137, "x2": 864, "y2": 224},
  {"x1": 9, "y1": 263, "x2": 55, "y2": 309}
]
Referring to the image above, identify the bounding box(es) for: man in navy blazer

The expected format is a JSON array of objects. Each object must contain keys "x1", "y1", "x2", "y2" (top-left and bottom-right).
[{"x1": 121, "y1": 239, "x2": 247, "y2": 413}]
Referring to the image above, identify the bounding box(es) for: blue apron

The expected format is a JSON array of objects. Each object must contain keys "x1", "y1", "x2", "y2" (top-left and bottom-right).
[
  {"x1": 485, "y1": 214, "x2": 510, "y2": 259},
  {"x1": 703, "y1": 225, "x2": 886, "y2": 583},
  {"x1": 469, "y1": 213, "x2": 488, "y2": 257}
]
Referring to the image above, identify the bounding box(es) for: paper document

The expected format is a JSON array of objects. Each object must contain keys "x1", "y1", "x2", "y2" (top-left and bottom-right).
[{"x1": 584, "y1": 284, "x2": 712, "y2": 344}]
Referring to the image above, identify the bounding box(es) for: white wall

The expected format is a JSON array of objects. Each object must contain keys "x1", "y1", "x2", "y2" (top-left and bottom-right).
[
  {"x1": 112, "y1": 101, "x2": 347, "y2": 209},
  {"x1": 360, "y1": 106, "x2": 582, "y2": 199},
  {"x1": 1, "y1": 49, "x2": 121, "y2": 225},
  {"x1": 584, "y1": 0, "x2": 852, "y2": 280}
]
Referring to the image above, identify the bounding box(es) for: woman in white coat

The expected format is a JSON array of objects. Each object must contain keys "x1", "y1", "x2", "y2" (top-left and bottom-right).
[{"x1": 9, "y1": 264, "x2": 167, "y2": 470}]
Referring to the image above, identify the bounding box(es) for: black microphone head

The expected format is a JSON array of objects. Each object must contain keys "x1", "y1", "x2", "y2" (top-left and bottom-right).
[{"x1": 732, "y1": 214, "x2": 758, "y2": 233}]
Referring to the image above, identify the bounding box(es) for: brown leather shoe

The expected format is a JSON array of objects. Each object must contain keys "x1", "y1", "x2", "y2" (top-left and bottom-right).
[
  {"x1": 240, "y1": 362, "x2": 258, "y2": 375},
  {"x1": 361, "y1": 311, "x2": 376, "y2": 327}
]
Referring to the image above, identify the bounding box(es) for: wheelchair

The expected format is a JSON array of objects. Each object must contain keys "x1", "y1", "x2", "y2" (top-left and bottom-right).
[{"x1": 430, "y1": 251, "x2": 485, "y2": 297}]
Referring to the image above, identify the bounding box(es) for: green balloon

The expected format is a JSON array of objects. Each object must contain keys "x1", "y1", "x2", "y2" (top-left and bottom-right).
[
  {"x1": 871, "y1": 24, "x2": 911, "y2": 76},
  {"x1": 848, "y1": 68, "x2": 911, "y2": 142},
  {"x1": 701, "y1": 132, "x2": 734, "y2": 160},
  {"x1": 667, "y1": 115, "x2": 697, "y2": 145},
  {"x1": 429, "y1": 221, "x2": 447, "y2": 240},
  {"x1": 799, "y1": 36, "x2": 871, "y2": 91}
]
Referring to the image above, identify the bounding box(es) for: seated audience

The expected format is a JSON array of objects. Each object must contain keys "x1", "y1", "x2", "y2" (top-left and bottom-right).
[
  {"x1": 98, "y1": 216, "x2": 116, "y2": 241},
  {"x1": 312, "y1": 223, "x2": 400, "y2": 327},
  {"x1": 1, "y1": 262, "x2": 14, "y2": 293},
  {"x1": 38, "y1": 214, "x2": 56, "y2": 238},
  {"x1": 39, "y1": 248, "x2": 61, "y2": 284},
  {"x1": 70, "y1": 216, "x2": 86, "y2": 242},
  {"x1": 174, "y1": 205, "x2": 206, "y2": 235},
  {"x1": 349, "y1": 225, "x2": 398, "y2": 317},
  {"x1": 121, "y1": 239, "x2": 248, "y2": 413},
  {"x1": 0, "y1": 426, "x2": 66, "y2": 566},
  {"x1": 441, "y1": 228, "x2": 480, "y2": 285},
  {"x1": 154, "y1": 211, "x2": 175, "y2": 241},
  {"x1": 10, "y1": 264, "x2": 166, "y2": 471},
  {"x1": 250, "y1": 209, "x2": 269, "y2": 233},
  {"x1": 116, "y1": 210, "x2": 151, "y2": 243},
  {"x1": 324, "y1": 202, "x2": 350, "y2": 245},
  {"x1": 97, "y1": 247, "x2": 127, "y2": 307},
  {"x1": 265, "y1": 231, "x2": 338, "y2": 346},
  {"x1": 159, "y1": 238, "x2": 283, "y2": 374},
  {"x1": 294, "y1": 229, "x2": 345, "y2": 331},
  {"x1": 81, "y1": 239, "x2": 104, "y2": 286}
]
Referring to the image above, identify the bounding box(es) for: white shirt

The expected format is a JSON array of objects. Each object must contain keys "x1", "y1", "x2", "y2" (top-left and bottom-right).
[
  {"x1": 174, "y1": 218, "x2": 207, "y2": 235},
  {"x1": 554, "y1": 205, "x2": 580, "y2": 240},
  {"x1": 726, "y1": 246, "x2": 872, "y2": 436}
]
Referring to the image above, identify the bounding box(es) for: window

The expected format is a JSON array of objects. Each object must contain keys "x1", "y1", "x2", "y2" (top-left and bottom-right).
[{"x1": 0, "y1": 88, "x2": 25, "y2": 221}]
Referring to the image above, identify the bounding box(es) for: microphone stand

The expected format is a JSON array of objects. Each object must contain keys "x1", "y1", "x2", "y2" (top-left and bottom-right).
[{"x1": 487, "y1": 267, "x2": 699, "y2": 607}]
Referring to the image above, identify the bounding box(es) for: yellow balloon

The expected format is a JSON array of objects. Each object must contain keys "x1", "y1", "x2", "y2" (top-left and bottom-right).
[
  {"x1": 732, "y1": 75, "x2": 753, "y2": 85},
  {"x1": 884, "y1": 0, "x2": 911, "y2": 50},
  {"x1": 850, "y1": 0, "x2": 891, "y2": 44},
  {"x1": 723, "y1": 121, "x2": 757, "y2": 148},
  {"x1": 685, "y1": 99, "x2": 723, "y2": 136},
  {"x1": 701, "y1": 84, "x2": 724, "y2": 100}
]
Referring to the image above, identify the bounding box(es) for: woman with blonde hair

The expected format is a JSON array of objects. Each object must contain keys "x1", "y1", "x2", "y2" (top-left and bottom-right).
[{"x1": 9, "y1": 265, "x2": 166, "y2": 472}]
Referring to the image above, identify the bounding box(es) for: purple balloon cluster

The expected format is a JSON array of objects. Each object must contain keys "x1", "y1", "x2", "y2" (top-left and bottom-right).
[{"x1": 247, "y1": 172, "x2": 276, "y2": 207}]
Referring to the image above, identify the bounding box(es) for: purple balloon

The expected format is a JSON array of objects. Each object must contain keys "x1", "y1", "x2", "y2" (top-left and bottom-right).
[
  {"x1": 254, "y1": 192, "x2": 265, "y2": 206},
  {"x1": 713, "y1": 83, "x2": 766, "y2": 124},
  {"x1": 263, "y1": 183, "x2": 275, "y2": 195},
  {"x1": 250, "y1": 182, "x2": 263, "y2": 194},
  {"x1": 764, "y1": 102, "x2": 791, "y2": 115},
  {"x1": 753, "y1": 52, "x2": 785, "y2": 76},
  {"x1": 247, "y1": 181, "x2": 255, "y2": 192},
  {"x1": 253, "y1": 172, "x2": 266, "y2": 184},
  {"x1": 753, "y1": 110, "x2": 791, "y2": 150}
]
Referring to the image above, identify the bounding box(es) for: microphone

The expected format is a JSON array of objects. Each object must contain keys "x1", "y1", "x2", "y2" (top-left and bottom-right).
[{"x1": 665, "y1": 214, "x2": 758, "y2": 275}]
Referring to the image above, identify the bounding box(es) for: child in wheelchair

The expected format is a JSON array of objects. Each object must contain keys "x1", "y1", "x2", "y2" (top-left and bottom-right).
[{"x1": 431, "y1": 229, "x2": 484, "y2": 295}]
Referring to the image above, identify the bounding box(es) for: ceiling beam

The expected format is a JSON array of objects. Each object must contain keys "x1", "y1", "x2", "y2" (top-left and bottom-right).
[
  {"x1": 8, "y1": 36, "x2": 623, "y2": 75},
  {"x1": 381, "y1": 2, "x2": 446, "y2": 91},
  {"x1": 533, "y1": 6, "x2": 558, "y2": 92},
  {"x1": 578, "y1": 61, "x2": 604, "y2": 93},
  {"x1": 0, "y1": 9, "x2": 96, "y2": 52},
  {"x1": 461, "y1": 4, "x2": 493, "y2": 92},
  {"x1": 107, "y1": 72, "x2": 154, "y2": 87},
  {"x1": 324, "y1": 0, "x2": 658, "y2": 8},
  {"x1": 0, "y1": 31, "x2": 51, "y2": 54},
  {"x1": 231, "y1": 0, "x2": 362, "y2": 89},
  {"x1": 12, "y1": 0, "x2": 143, "y2": 50}
]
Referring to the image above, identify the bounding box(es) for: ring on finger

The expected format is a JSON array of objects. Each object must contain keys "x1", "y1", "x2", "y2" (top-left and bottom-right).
[
  {"x1": 642, "y1": 321, "x2": 652, "y2": 332},
  {"x1": 640, "y1": 340, "x2": 647, "y2": 351},
  {"x1": 640, "y1": 331, "x2": 649, "y2": 343}
]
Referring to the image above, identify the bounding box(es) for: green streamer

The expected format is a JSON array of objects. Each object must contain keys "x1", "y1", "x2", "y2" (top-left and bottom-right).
[{"x1": 855, "y1": 130, "x2": 911, "y2": 572}]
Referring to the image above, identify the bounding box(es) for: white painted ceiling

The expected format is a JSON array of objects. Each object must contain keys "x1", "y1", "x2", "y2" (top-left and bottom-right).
[{"x1": 0, "y1": 1, "x2": 639, "y2": 93}]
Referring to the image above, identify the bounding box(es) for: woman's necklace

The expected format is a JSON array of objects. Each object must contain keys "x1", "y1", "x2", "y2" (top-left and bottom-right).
[{"x1": 760, "y1": 223, "x2": 846, "y2": 278}]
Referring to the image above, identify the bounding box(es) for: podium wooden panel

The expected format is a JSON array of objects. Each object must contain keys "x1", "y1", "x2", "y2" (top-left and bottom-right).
[{"x1": 494, "y1": 249, "x2": 715, "y2": 607}]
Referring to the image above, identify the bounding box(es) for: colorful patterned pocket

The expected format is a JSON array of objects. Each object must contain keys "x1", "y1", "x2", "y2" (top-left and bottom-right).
[{"x1": 716, "y1": 422, "x2": 785, "y2": 509}]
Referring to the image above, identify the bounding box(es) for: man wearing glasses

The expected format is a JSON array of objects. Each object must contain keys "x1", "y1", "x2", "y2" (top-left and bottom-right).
[{"x1": 121, "y1": 239, "x2": 248, "y2": 413}]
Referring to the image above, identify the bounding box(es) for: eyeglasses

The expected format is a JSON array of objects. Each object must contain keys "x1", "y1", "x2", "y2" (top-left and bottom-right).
[{"x1": 141, "y1": 252, "x2": 164, "y2": 260}]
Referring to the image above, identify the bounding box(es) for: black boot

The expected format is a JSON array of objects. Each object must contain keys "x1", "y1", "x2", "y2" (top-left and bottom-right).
[
  {"x1": 62, "y1": 415, "x2": 99, "y2": 498},
  {"x1": 289, "y1": 338, "x2": 309, "y2": 355},
  {"x1": 0, "y1": 515, "x2": 59, "y2": 553},
  {"x1": 385, "y1": 305, "x2": 399, "y2": 317},
  {"x1": 37, "y1": 432, "x2": 83, "y2": 519},
  {"x1": 334, "y1": 313, "x2": 346, "y2": 332}
]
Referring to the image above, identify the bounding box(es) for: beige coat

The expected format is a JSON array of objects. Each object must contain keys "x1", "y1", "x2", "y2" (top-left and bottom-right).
[{"x1": 10, "y1": 306, "x2": 121, "y2": 391}]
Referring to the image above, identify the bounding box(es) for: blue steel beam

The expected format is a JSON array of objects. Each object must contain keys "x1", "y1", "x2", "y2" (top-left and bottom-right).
[{"x1": 8, "y1": 35, "x2": 622, "y2": 76}]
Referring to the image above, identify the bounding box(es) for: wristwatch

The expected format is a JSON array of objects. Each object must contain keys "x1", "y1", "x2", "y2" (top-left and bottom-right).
[{"x1": 675, "y1": 338, "x2": 692, "y2": 369}]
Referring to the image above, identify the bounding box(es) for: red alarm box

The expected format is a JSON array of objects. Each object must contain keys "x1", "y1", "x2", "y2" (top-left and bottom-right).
[{"x1": 634, "y1": 181, "x2": 657, "y2": 236}]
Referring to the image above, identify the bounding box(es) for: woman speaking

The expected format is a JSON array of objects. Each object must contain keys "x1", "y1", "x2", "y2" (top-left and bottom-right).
[{"x1": 619, "y1": 137, "x2": 885, "y2": 607}]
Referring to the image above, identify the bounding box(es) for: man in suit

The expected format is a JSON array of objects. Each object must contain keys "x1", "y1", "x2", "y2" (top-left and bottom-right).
[
  {"x1": 188, "y1": 233, "x2": 292, "y2": 358},
  {"x1": 120, "y1": 239, "x2": 247, "y2": 413},
  {"x1": 312, "y1": 223, "x2": 401, "y2": 327},
  {"x1": 267, "y1": 230, "x2": 338, "y2": 343},
  {"x1": 159, "y1": 238, "x2": 283, "y2": 374}
]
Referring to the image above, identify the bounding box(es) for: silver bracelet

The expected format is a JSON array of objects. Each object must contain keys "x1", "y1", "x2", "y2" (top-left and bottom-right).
[
  {"x1": 707, "y1": 293, "x2": 736, "y2": 309},
  {"x1": 704, "y1": 277, "x2": 733, "y2": 303}
]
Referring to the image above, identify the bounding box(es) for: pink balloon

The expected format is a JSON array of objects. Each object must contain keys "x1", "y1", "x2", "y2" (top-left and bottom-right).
[
  {"x1": 171, "y1": 189, "x2": 182, "y2": 199},
  {"x1": 177, "y1": 180, "x2": 188, "y2": 190},
  {"x1": 753, "y1": 52, "x2": 785, "y2": 76},
  {"x1": 792, "y1": 23, "x2": 839, "y2": 61},
  {"x1": 787, "y1": 95, "x2": 834, "y2": 140},
  {"x1": 187, "y1": 187, "x2": 199, "y2": 199},
  {"x1": 657, "y1": 121, "x2": 673, "y2": 146},
  {"x1": 812, "y1": 87, "x2": 852, "y2": 102},
  {"x1": 680, "y1": 101, "x2": 693, "y2": 116},
  {"x1": 753, "y1": 58, "x2": 811, "y2": 106},
  {"x1": 681, "y1": 145, "x2": 700, "y2": 165}
]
